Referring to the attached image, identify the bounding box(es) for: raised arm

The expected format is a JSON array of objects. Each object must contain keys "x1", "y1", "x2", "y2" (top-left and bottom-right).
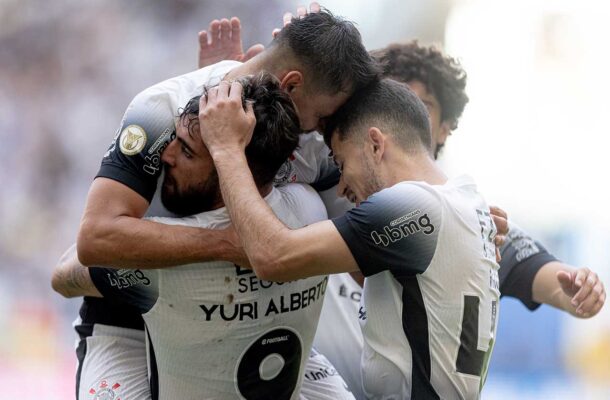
[
  {"x1": 197, "y1": 81, "x2": 358, "y2": 281},
  {"x1": 198, "y1": 17, "x2": 264, "y2": 68}
]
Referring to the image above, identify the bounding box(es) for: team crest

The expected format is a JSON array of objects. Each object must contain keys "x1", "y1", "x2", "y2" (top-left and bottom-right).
[
  {"x1": 89, "y1": 379, "x2": 121, "y2": 400},
  {"x1": 119, "y1": 125, "x2": 147, "y2": 155}
]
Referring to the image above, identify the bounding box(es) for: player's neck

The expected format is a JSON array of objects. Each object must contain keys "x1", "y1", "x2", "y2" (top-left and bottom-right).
[
  {"x1": 385, "y1": 151, "x2": 447, "y2": 187},
  {"x1": 215, "y1": 183, "x2": 273, "y2": 210},
  {"x1": 225, "y1": 52, "x2": 280, "y2": 81}
]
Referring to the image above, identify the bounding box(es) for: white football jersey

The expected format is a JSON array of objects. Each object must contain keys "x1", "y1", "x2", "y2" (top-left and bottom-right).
[
  {"x1": 314, "y1": 186, "x2": 366, "y2": 399},
  {"x1": 90, "y1": 184, "x2": 329, "y2": 399},
  {"x1": 332, "y1": 176, "x2": 501, "y2": 399}
]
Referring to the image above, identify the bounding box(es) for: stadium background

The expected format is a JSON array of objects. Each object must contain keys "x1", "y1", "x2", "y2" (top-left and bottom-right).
[{"x1": 1, "y1": 0, "x2": 609, "y2": 398}]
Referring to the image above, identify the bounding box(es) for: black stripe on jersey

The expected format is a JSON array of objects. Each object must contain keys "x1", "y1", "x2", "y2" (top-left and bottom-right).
[
  {"x1": 74, "y1": 324, "x2": 93, "y2": 399},
  {"x1": 396, "y1": 275, "x2": 440, "y2": 400},
  {"x1": 146, "y1": 328, "x2": 159, "y2": 400}
]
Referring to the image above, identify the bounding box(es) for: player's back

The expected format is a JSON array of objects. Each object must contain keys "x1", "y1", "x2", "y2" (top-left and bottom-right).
[
  {"x1": 143, "y1": 183, "x2": 328, "y2": 399},
  {"x1": 358, "y1": 176, "x2": 500, "y2": 399}
]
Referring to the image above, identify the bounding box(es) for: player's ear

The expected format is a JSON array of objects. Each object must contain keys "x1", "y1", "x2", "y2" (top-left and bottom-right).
[
  {"x1": 438, "y1": 120, "x2": 452, "y2": 145},
  {"x1": 368, "y1": 127, "x2": 385, "y2": 163},
  {"x1": 279, "y1": 71, "x2": 304, "y2": 94}
]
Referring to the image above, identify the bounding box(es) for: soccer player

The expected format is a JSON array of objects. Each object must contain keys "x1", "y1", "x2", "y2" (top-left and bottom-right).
[
  {"x1": 59, "y1": 10, "x2": 377, "y2": 400},
  {"x1": 198, "y1": 77, "x2": 502, "y2": 399},
  {"x1": 197, "y1": 16, "x2": 605, "y2": 398},
  {"x1": 54, "y1": 73, "x2": 357, "y2": 399},
  {"x1": 313, "y1": 41, "x2": 607, "y2": 398}
]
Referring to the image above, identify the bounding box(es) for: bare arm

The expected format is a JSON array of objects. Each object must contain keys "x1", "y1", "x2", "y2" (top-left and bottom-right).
[
  {"x1": 198, "y1": 82, "x2": 358, "y2": 281},
  {"x1": 77, "y1": 178, "x2": 244, "y2": 268},
  {"x1": 212, "y1": 150, "x2": 357, "y2": 281},
  {"x1": 533, "y1": 262, "x2": 605, "y2": 318},
  {"x1": 52, "y1": 244, "x2": 102, "y2": 298}
]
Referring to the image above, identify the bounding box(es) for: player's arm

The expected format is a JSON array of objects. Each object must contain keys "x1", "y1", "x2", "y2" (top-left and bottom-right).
[
  {"x1": 52, "y1": 244, "x2": 102, "y2": 298},
  {"x1": 533, "y1": 262, "x2": 605, "y2": 318},
  {"x1": 498, "y1": 224, "x2": 605, "y2": 318},
  {"x1": 77, "y1": 178, "x2": 239, "y2": 268},
  {"x1": 77, "y1": 87, "x2": 244, "y2": 269},
  {"x1": 52, "y1": 243, "x2": 159, "y2": 313},
  {"x1": 199, "y1": 82, "x2": 439, "y2": 281}
]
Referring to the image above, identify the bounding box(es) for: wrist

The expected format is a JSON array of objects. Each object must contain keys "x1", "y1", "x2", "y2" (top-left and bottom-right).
[{"x1": 209, "y1": 146, "x2": 243, "y2": 162}]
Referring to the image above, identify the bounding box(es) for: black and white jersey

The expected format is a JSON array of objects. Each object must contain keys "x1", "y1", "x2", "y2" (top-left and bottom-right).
[
  {"x1": 90, "y1": 184, "x2": 329, "y2": 399},
  {"x1": 332, "y1": 176, "x2": 501, "y2": 400},
  {"x1": 97, "y1": 60, "x2": 241, "y2": 201},
  {"x1": 274, "y1": 131, "x2": 340, "y2": 192}
]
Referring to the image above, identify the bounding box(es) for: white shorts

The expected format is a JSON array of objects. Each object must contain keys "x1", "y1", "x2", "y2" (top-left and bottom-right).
[
  {"x1": 300, "y1": 349, "x2": 356, "y2": 400},
  {"x1": 75, "y1": 324, "x2": 353, "y2": 399},
  {"x1": 76, "y1": 323, "x2": 150, "y2": 400}
]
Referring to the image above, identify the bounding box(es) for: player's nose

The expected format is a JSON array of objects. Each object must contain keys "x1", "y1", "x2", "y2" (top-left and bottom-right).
[{"x1": 161, "y1": 139, "x2": 178, "y2": 166}]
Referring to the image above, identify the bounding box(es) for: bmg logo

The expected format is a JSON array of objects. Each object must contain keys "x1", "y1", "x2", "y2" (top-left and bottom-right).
[{"x1": 371, "y1": 214, "x2": 435, "y2": 247}]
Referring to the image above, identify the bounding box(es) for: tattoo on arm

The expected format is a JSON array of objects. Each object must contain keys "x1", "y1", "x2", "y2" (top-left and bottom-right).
[{"x1": 52, "y1": 244, "x2": 102, "y2": 298}]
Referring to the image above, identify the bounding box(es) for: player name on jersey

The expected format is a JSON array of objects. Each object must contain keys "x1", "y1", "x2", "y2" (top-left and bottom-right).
[{"x1": 200, "y1": 274, "x2": 328, "y2": 322}]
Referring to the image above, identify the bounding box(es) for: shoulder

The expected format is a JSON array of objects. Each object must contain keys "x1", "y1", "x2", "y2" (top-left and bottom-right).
[
  {"x1": 357, "y1": 181, "x2": 443, "y2": 217},
  {"x1": 275, "y1": 183, "x2": 328, "y2": 226}
]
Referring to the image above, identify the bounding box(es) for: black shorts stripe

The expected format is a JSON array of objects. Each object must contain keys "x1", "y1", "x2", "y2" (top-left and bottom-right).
[
  {"x1": 74, "y1": 324, "x2": 94, "y2": 399},
  {"x1": 396, "y1": 275, "x2": 440, "y2": 400},
  {"x1": 146, "y1": 328, "x2": 159, "y2": 400}
]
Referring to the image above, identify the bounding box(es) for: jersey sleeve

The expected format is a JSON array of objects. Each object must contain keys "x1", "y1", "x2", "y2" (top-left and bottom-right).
[
  {"x1": 96, "y1": 90, "x2": 176, "y2": 202},
  {"x1": 89, "y1": 267, "x2": 159, "y2": 313},
  {"x1": 498, "y1": 223, "x2": 559, "y2": 310},
  {"x1": 332, "y1": 183, "x2": 441, "y2": 278}
]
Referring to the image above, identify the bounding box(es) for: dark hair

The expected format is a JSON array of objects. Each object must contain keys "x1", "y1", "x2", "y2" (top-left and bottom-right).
[
  {"x1": 323, "y1": 79, "x2": 431, "y2": 153},
  {"x1": 370, "y1": 41, "x2": 468, "y2": 130},
  {"x1": 272, "y1": 9, "x2": 381, "y2": 94},
  {"x1": 180, "y1": 72, "x2": 300, "y2": 186}
]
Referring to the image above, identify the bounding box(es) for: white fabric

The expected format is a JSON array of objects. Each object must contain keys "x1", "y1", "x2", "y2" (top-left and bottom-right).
[{"x1": 359, "y1": 176, "x2": 501, "y2": 399}]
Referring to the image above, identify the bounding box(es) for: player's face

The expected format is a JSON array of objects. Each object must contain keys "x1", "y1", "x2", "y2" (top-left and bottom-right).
[
  {"x1": 331, "y1": 133, "x2": 383, "y2": 206},
  {"x1": 160, "y1": 115, "x2": 223, "y2": 216},
  {"x1": 291, "y1": 90, "x2": 350, "y2": 132},
  {"x1": 406, "y1": 80, "x2": 451, "y2": 159}
]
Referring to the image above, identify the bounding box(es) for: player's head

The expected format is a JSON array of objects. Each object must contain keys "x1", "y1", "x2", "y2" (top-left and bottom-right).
[
  {"x1": 323, "y1": 78, "x2": 431, "y2": 204},
  {"x1": 370, "y1": 41, "x2": 468, "y2": 159},
  {"x1": 161, "y1": 72, "x2": 300, "y2": 216},
  {"x1": 265, "y1": 9, "x2": 380, "y2": 132}
]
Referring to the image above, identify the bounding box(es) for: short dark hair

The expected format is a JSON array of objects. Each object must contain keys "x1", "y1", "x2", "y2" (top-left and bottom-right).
[
  {"x1": 323, "y1": 79, "x2": 431, "y2": 153},
  {"x1": 181, "y1": 72, "x2": 300, "y2": 186},
  {"x1": 272, "y1": 9, "x2": 381, "y2": 94},
  {"x1": 370, "y1": 41, "x2": 468, "y2": 130}
]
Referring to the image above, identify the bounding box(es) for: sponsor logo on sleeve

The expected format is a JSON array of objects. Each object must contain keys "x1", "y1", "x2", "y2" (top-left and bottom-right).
[
  {"x1": 506, "y1": 229, "x2": 540, "y2": 262},
  {"x1": 108, "y1": 269, "x2": 151, "y2": 289},
  {"x1": 370, "y1": 210, "x2": 435, "y2": 247},
  {"x1": 119, "y1": 125, "x2": 147, "y2": 155}
]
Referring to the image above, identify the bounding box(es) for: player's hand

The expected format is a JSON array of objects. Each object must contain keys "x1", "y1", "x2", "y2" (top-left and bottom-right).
[
  {"x1": 198, "y1": 17, "x2": 264, "y2": 68},
  {"x1": 199, "y1": 80, "x2": 256, "y2": 156},
  {"x1": 271, "y1": 2, "x2": 321, "y2": 37},
  {"x1": 489, "y1": 205, "x2": 508, "y2": 262},
  {"x1": 557, "y1": 267, "x2": 605, "y2": 318}
]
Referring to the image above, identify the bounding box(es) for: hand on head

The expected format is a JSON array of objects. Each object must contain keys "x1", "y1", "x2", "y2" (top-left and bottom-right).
[{"x1": 198, "y1": 80, "x2": 255, "y2": 156}]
